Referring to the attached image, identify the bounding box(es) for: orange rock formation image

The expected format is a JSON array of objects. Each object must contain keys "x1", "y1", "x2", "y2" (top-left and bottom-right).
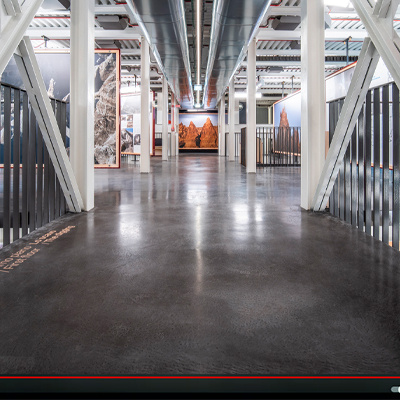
[
  {"x1": 277, "y1": 106, "x2": 300, "y2": 154},
  {"x1": 179, "y1": 116, "x2": 218, "y2": 149}
]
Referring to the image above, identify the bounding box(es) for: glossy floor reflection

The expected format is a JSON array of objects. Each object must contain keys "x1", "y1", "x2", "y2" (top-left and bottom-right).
[{"x1": 0, "y1": 154, "x2": 400, "y2": 376}]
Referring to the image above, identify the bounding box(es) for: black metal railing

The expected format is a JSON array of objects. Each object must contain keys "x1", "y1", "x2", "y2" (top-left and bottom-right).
[
  {"x1": 229, "y1": 127, "x2": 301, "y2": 166},
  {"x1": 328, "y1": 83, "x2": 400, "y2": 250},
  {"x1": 256, "y1": 127, "x2": 301, "y2": 166},
  {"x1": 0, "y1": 83, "x2": 68, "y2": 248}
]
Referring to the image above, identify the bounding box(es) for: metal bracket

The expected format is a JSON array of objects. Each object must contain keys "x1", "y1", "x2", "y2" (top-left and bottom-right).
[{"x1": 15, "y1": 37, "x2": 83, "y2": 212}]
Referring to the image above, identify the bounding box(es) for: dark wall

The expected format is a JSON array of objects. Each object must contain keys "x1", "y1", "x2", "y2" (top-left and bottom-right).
[
  {"x1": 256, "y1": 106, "x2": 269, "y2": 124},
  {"x1": 238, "y1": 102, "x2": 270, "y2": 124}
]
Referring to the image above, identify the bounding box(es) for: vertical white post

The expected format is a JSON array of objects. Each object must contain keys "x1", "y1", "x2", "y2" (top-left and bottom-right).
[
  {"x1": 140, "y1": 36, "x2": 150, "y2": 173},
  {"x1": 301, "y1": 0, "x2": 325, "y2": 210},
  {"x1": 219, "y1": 99, "x2": 226, "y2": 156},
  {"x1": 218, "y1": 101, "x2": 222, "y2": 155},
  {"x1": 171, "y1": 94, "x2": 176, "y2": 157},
  {"x1": 247, "y1": 37, "x2": 257, "y2": 173},
  {"x1": 175, "y1": 104, "x2": 179, "y2": 156},
  {"x1": 162, "y1": 77, "x2": 168, "y2": 161},
  {"x1": 229, "y1": 79, "x2": 235, "y2": 161},
  {"x1": 70, "y1": 0, "x2": 95, "y2": 211}
]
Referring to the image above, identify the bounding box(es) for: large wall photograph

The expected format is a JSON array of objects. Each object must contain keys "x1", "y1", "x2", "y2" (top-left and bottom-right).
[
  {"x1": 1, "y1": 49, "x2": 120, "y2": 168},
  {"x1": 93, "y1": 50, "x2": 120, "y2": 168},
  {"x1": 178, "y1": 113, "x2": 218, "y2": 149},
  {"x1": 120, "y1": 91, "x2": 154, "y2": 156},
  {"x1": 273, "y1": 94, "x2": 301, "y2": 156}
]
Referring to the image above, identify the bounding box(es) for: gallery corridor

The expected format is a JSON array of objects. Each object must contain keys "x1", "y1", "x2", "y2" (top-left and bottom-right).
[{"x1": 0, "y1": 154, "x2": 400, "y2": 376}]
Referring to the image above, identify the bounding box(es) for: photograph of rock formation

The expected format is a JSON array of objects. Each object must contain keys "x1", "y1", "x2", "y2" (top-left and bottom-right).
[
  {"x1": 277, "y1": 106, "x2": 300, "y2": 155},
  {"x1": 178, "y1": 114, "x2": 218, "y2": 149},
  {"x1": 1, "y1": 49, "x2": 121, "y2": 168},
  {"x1": 93, "y1": 52, "x2": 119, "y2": 167}
]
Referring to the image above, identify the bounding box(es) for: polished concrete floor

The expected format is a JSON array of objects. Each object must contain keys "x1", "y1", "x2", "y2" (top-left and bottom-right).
[{"x1": 0, "y1": 154, "x2": 400, "y2": 376}]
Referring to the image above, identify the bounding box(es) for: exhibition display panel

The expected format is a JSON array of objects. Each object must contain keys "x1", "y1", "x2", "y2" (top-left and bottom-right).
[
  {"x1": 1, "y1": 49, "x2": 121, "y2": 168},
  {"x1": 120, "y1": 90, "x2": 154, "y2": 156}
]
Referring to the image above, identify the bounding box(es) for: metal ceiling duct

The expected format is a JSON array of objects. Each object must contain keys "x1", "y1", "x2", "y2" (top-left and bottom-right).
[
  {"x1": 124, "y1": 0, "x2": 194, "y2": 108},
  {"x1": 203, "y1": 0, "x2": 272, "y2": 109}
]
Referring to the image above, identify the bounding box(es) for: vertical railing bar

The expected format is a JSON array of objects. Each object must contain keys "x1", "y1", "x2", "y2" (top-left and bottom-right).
[
  {"x1": 28, "y1": 107, "x2": 36, "y2": 233},
  {"x1": 3, "y1": 86, "x2": 11, "y2": 246},
  {"x1": 329, "y1": 102, "x2": 335, "y2": 214},
  {"x1": 12, "y1": 89, "x2": 21, "y2": 242},
  {"x1": 272, "y1": 128, "x2": 275, "y2": 166},
  {"x1": 345, "y1": 141, "x2": 351, "y2": 224},
  {"x1": 334, "y1": 101, "x2": 340, "y2": 217},
  {"x1": 365, "y1": 90, "x2": 372, "y2": 236},
  {"x1": 373, "y1": 87, "x2": 381, "y2": 240},
  {"x1": 382, "y1": 84, "x2": 390, "y2": 244},
  {"x1": 286, "y1": 127, "x2": 289, "y2": 166},
  {"x1": 339, "y1": 99, "x2": 345, "y2": 220},
  {"x1": 60, "y1": 101, "x2": 67, "y2": 214},
  {"x1": 43, "y1": 131, "x2": 50, "y2": 225},
  {"x1": 339, "y1": 157, "x2": 345, "y2": 220},
  {"x1": 358, "y1": 102, "x2": 365, "y2": 231},
  {"x1": 21, "y1": 93, "x2": 29, "y2": 237},
  {"x1": 393, "y1": 83, "x2": 400, "y2": 250},
  {"x1": 36, "y1": 122, "x2": 43, "y2": 229},
  {"x1": 351, "y1": 125, "x2": 358, "y2": 227}
]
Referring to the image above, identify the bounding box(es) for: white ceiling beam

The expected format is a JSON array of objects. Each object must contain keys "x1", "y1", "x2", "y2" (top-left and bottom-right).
[
  {"x1": 121, "y1": 59, "x2": 141, "y2": 66},
  {"x1": 242, "y1": 60, "x2": 349, "y2": 67},
  {"x1": 235, "y1": 71, "x2": 302, "y2": 77},
  {"x1": 265, "y1": 6, "x2": 301, "y2": 16},
  {"x1": 25, "y1": 27, "x2": 141, "y2": 40},
  {"x1": 257, "y1": 28, "x2": 368, "y2": 40},
  {"x1": 95, "y1": 5, "x2": 127, "y2": 14},
  {"x1": 234, "y1": 82, "x2": 301, "y2": 87},
  {"x1": 256, "y1": 49, "x2": 361, "y2": 56},
  {"x1": 120, "y1": 49, "x2": 141, "y2": 55},
  {"x1": 121, "y1": 72, "x2": 162, "y2": 78},
  {"x1": 36, "y1": 5, "x2": 129, "y2": 15}
]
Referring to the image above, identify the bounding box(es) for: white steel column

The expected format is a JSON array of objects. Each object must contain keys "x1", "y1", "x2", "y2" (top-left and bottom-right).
[
  {"x1": 246, "y1": 37, "x2": 257, "y2": 173},
  {"x1": 171, "y1": 94, "x2": 176, "y2": 156},
  {"x1": 70, "y1": 0, "x2": 95, "y2": 211},
  {"x1": 140, "y1": 36, "x2": 150, "y2": 173},
  {"x1": 162, "y1": 77, "x2": 168, "y2": 161},
  {"x1": 300, "y1": 0, "x2": 325, "y2": 210},
  {"x1": 221, "y1": 97, "x2": 226, "y2": 156},
  {"x1": 229, "y1": 79, "x2": 235, "y2": 161},
  {"x1": 175, "y1": 104, "x2": 179, "y2": 156},
  {"x1": 218, "y1": 101, "x2": 221, "y2": 156},
  {"x1": 219, "y1": 100, "x2": 226, "y2": 156}
]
